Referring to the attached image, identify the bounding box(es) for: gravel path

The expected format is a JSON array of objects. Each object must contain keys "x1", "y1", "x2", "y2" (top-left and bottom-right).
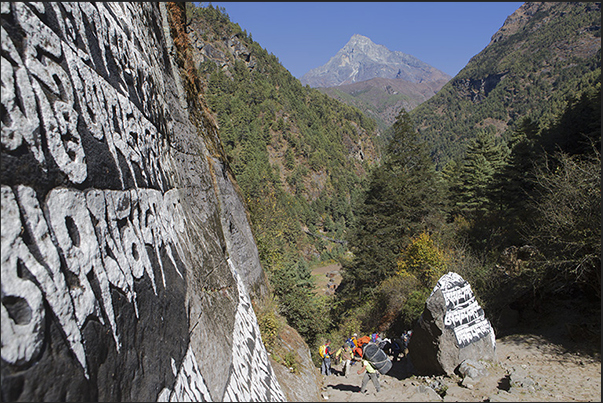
[{"x1": 318, "y1": 333, "x2": 600, "y2": 402}]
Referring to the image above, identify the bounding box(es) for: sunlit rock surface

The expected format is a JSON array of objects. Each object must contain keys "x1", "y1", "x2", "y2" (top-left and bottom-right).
[
  {"x1": 1, "y1": 3, "x2": 284, "y2": 401},
  {"x1": 409, "y1": 272, "x2": 497, "y2": 376}
]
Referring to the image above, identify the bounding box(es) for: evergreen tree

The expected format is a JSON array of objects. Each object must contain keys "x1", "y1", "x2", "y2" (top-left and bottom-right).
[
  {"x1": 455, "y1": 130, "x2": 509, "y2": 218},
  {"x1": 441, "y1": 158, "x2": 463, "y2": 219},
  {"x1": 341, "y1": 109, "x2": 445, "y2": 299},
  {"x1": 492, "y1": 117, "x2": 542, "y2": 244},
  {"x1": 539, "y1": 81, "x2": 601, "y2": 157}
]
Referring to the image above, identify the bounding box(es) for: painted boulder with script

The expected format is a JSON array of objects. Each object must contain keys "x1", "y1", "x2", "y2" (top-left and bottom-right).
[{"x1": 409, "y1": 272, "x2": 497, "y2": 375}]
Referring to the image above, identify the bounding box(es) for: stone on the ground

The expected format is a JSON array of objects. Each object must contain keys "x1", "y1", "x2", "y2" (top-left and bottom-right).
[
  {"x1": 409, "y1": 272, "x2": 497, "y2": 376},
  {"x1": 407, "y1": 385, "x2": 443, "y2": 401},
  {"x1": 458, "y1": 359, "x2": 489, "y2": 380}
]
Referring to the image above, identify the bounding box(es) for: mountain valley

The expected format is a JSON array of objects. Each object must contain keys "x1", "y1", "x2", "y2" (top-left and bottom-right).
[{"x1": 1, "y1": 2, "x2": 599, "y2": 402}]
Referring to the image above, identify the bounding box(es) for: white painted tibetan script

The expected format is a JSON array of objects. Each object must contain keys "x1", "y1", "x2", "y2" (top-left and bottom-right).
[{"x1": 432, "y1": 272, "x2": 496, "y2": 349}]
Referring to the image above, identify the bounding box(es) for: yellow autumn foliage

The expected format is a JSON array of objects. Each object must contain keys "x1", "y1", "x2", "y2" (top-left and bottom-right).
[{"x1": 397, "y1": 232, "x2": 448, "y2": 288}]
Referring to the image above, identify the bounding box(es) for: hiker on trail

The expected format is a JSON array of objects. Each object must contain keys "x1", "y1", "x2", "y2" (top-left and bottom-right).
[
  {"x1": 346, "y1": 333, "x2": 358, "y2": 349},
  {"x1": 354, "y1": 334, "x2": 371, "y2": 358},
  {"x1": 340, "y1": 344, "x2": 353, "y2": 377},
  {"x1": 333, "y1": 345, "x2": 344, "y2": 366},
  {"x1": 357, "y1": 357, "x2": 380, "y2": 394},
  {"x1": 352, "y1": 343, "x2": 364, "y2": 360},
  {"x1": 346, "y1": 333, "x2": 362, "y2": 361},
  {"x1": 390, "y1": 338, "x2": 402, "y2": 362},
  {"x1": 402, "y1": 331, "x2": 411, "y2": 357},
  {"x1": 319, "y1": 339, "x2": 333, "y2": 376},
  {"x1": 378, "y1": 336, "x2": 390, "y2": 351}
]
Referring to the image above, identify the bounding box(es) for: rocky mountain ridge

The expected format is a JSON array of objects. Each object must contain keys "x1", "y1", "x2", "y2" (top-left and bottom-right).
[
  {"x1": 409, "y1": 1, "x2": 601, "y2": 168},
  {"x1": 300, "y1": 34, "x2": 451, "y2": 88}
]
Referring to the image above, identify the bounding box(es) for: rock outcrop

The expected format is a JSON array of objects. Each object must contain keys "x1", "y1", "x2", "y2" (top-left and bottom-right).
[
  {"x1": 409, "y1": 272, "x2": 497, "y2": 376},
  {"x1": 1, "y1": 3, "x2": 288, "y2": 401},
  {"x1": 267, "y1": 325, "x2": 323, "y2": 402}
]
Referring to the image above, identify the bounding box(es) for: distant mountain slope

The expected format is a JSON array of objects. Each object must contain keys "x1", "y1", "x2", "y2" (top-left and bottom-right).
[
  {"x1": 317, "y1": 76, "x2": 450, "y2": 132},
  {"x1": 300, "y1": 34, "x2": 451, "y2": 88},
  {"x1": 409, "y1": 2, "x2": 601, "y2": 169},
  {"x1": 185, "y1": 5, "x2": 380, "y2": 273}
]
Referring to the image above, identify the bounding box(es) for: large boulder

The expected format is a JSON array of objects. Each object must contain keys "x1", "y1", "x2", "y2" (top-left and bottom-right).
[{"x1": 409, "y1": 272, "x2": 497, "y2": 376}]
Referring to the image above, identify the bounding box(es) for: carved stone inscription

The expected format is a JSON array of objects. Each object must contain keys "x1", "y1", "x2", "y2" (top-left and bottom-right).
[
  {"x1": 432, "y1": 272, "x2": 496, "y2": 349},
  {"x1": 1, "y1": 2, "x2": 284, "y2": 401},
  {"x1": 224, "y1": 261, "x2": 286, "y2": 402},
  {"x1": 1, "y1": 185, "x2": 185, "y2": 376},
  {"x1": 1, "y1": 2, "x2": 171, "y2": 190}
]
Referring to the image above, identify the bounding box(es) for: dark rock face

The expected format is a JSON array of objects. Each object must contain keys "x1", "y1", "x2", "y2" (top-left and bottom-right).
[
  {"x1": 1, "y1": 3, "x2": 284, "y2": 401},
  {"x1": 453, "y1": 73, "x2": 507, "y2": 103},
  {"x1": 409, "y1": 272, "x2": 497, "y2": 376}
]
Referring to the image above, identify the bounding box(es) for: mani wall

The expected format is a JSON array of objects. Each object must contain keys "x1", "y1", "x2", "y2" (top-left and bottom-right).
[
  {"x1": 409, "y1": 272, "x2": 497, "y2": 376},
  {"x1": 1, "y1": 3, "x2": 286, "y2": 401}
]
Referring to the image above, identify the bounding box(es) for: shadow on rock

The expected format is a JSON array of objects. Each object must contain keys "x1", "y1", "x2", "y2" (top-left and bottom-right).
[{"x1": 384, "y1": 356, "x2": 415, "y2": 381}]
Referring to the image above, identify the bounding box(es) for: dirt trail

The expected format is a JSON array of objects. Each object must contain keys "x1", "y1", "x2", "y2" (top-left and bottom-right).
[
  {"x1": 311, "y1": 263, "x2": 342, "y2": 296},
  {"x1": 310, "y1": 268, "x2": 600, "y2": 402},
  {"x1": 318, "y1": 334, "x2": 601, "y2": 402}
]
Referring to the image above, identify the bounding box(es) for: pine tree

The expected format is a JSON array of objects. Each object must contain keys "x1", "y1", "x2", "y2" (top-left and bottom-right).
[
  {"x1": 441, "y1": 158, "x2": 463, "y2": 219},
  {"x1": 491, "y1": 117, "x2": 542, "y2": 244},
  {"x1": 342, "y1": 109, "x2": 445, "y2": 298},
  {"x1": 455, "y1": 130, "x2": 508, "y2": 218}
]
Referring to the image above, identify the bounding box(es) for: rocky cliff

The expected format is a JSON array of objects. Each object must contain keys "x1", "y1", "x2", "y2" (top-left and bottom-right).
[
  {"x1": 1, "y1": 3, "x2": 295, "y2": 401},
  {"x1": 300, "y1": 34, "x2": 451, "y2": 88}
]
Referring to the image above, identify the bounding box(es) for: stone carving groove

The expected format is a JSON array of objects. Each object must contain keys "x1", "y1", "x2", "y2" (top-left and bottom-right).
[{"x1": 1, "y1": 2, "x2": 284, "y2": 401}]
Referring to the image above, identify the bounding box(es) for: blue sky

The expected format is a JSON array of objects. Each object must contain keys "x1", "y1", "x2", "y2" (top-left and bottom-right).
[{"x1": 196, "y1": 2, "x2": 524, "y2": 78}]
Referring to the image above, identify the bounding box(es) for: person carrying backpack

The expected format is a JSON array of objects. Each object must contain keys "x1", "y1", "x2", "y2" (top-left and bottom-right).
[
  {"x1": 340, "y1": 344, "x2": 353, "y2": 378},
  {"x1": 357, "y1": 357, "x2": 380, "y2": 394},
  {"x1": 390, "y1": 339, "x2": 402, "y2": 362},
  {"x1": 333, "y1": 345, "x2": 345, "y2": 366},
  {"x1": 319, "y1": 339, "x2": 332, "y2": 376},
  {"x1": 346, "y1": 333, "x2": 358, "y2": 349},
  {"x1": 402, "y1": 331, "x2": 411, "y2": 357}
]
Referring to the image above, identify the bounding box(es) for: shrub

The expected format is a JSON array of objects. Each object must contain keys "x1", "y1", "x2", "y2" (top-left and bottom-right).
[
  {"x1": 255, "y1": 299, "x2": 282, "y2": 351},
  {"x1": 397, "y1": 232, "x2": 448, "y2": 288},
  {"x1": 282, "y1": 351, "x2": 299, "y2": 374}
]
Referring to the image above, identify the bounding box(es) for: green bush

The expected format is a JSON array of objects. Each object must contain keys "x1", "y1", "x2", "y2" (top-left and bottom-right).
[
  {"x1": 255, "y1": 300, "x2": 282, "y2": 351},
  {"x1": 282, "y1": 351, "x2": 299, "y2": 374}
]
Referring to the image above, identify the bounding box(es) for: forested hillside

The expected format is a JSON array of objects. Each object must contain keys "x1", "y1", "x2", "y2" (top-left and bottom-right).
[
  {"x1": 410, "y1": 2, "x2": 601, "y2": 169},
  {"x1": 333, "y1": 2, "x2": 600, "y2": 345},
  {"x1": 185, "y1": 3, "x2": 600, "y2": 361},
  {"x1": 336, "y1": 79, "x2": 600, "y2": 340},
  {"x1": 185, "y1": 4, "x2": 380, "y2": 346}
]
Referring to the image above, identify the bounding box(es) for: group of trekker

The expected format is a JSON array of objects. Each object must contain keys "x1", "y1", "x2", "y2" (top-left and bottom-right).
[{"x1": 318, "y1": 330, "x2": 412, "y2": 394}]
